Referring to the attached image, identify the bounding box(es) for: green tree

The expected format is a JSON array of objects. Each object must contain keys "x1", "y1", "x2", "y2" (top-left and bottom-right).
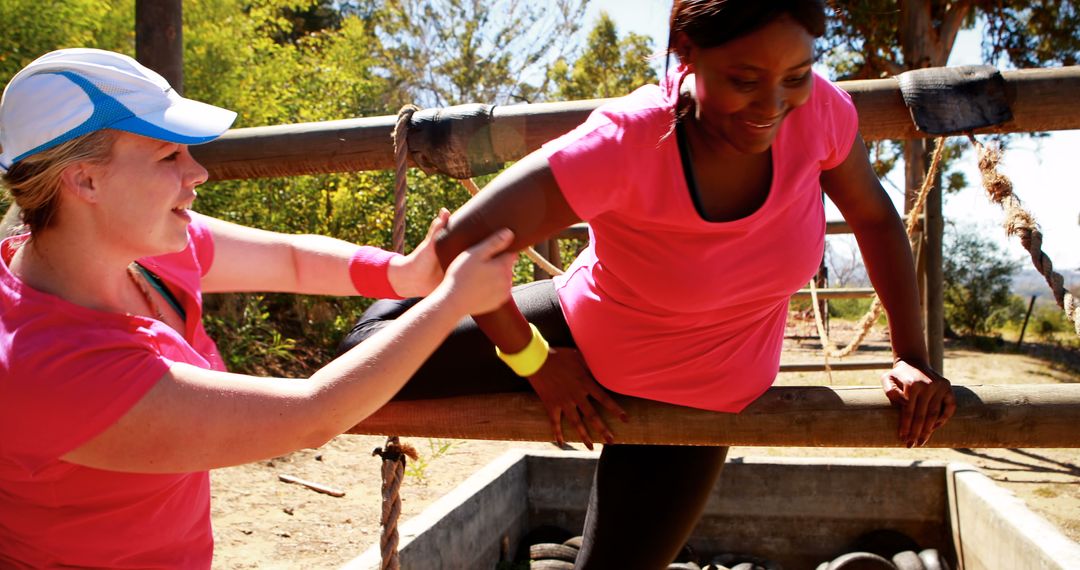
[
  {"x1": 823, "y1": 0, "x2": 1080, "y2": 196},
  {"x1": 942, "y1": 224, "x2": 1020, "y2": 337},
  {"x1": 0, "y1": 0, "x2": 134, "y2": 83},
  {"x1": 548, "y1": 11, "x2": 658, "y2": 101},
  {"x1": 347, "y1": 0, "x2": 589, "y2": 107}
]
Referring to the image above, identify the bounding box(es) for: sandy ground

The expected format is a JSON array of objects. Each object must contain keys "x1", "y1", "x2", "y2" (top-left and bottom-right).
[{"x1": 209, "y1": 323, "x2": 1080, "y2": 568}]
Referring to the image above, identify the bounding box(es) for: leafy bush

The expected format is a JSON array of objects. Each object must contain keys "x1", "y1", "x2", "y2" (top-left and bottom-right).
[{"x1": 942, "y1": 224, "x2": 1020, "y2": 337}]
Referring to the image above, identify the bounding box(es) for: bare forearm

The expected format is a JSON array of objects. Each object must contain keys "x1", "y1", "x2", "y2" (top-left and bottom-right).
[
  {"x1": 434, "y1": 153, "x2": 577, "y2": 352},
  {"x1": 304, "y1": 288, "x2": 465, "y2": 435},
  {"x1": 288, "y1": 234, "x2": 361, "y2": 295},
  {"x1": 854, "y1": 215, "x2": 930, "y2": 365}
]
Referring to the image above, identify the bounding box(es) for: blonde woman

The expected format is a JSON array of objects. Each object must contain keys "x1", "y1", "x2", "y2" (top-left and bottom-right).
[{"x1": 0, "y1": 48, "x2": 516, "y2": 568}]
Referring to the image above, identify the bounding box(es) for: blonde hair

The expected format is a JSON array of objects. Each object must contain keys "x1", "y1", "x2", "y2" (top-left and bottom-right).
[{"x1": 1, "y1": 129, "x2": 116, "y2": 234}]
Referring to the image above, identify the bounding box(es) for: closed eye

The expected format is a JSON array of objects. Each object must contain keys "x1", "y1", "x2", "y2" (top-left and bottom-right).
[{"x1": 785, "y1": 71, "x2": 812, "y2": 87}]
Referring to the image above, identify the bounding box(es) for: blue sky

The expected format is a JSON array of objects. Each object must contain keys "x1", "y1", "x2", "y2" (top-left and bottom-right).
[{"x1": 589, "y1": 0, "x2": 1080, "y2": 271}]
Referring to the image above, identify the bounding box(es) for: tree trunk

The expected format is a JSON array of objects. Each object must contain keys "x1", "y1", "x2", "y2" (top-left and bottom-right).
[
  {"x1": 897, "y1": 0, "x2": 972, "y2": 374},
  {"x1": 135, "y1": 0, "x2": 184, "y2": 94}
]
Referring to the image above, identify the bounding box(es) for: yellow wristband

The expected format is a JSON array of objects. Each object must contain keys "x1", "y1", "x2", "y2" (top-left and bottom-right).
[{"x1": 495, "y1": 323, "x2": 550, "y2": 377}]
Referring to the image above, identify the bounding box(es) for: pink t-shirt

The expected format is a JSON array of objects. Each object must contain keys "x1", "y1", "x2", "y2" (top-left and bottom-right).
[
  {"x1": 0, "y1": 213, "x2": 224, "y2": 568},
  {"x1": 542, "y1": 70, "x2": 858, "y2": 412}
]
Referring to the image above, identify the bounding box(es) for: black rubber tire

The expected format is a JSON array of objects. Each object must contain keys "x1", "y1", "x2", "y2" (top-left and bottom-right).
[{"x1": 529, "y1": 543, "x2": 580, "y2": 563}]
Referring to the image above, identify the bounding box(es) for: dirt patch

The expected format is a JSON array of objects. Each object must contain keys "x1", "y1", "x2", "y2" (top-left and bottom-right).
[{"x1": 210, "y1": 324, "x2": 1080, "y2": 568}]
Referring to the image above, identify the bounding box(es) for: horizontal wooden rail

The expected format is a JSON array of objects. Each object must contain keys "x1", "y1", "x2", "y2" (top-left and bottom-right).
[
  {"x1": 195, "y1": 67, "x2": 1080, "y2": 181},
  {"x1": 792, "y1": 287, "x2": 876, "y2": 300},
  {"x1": 348, "y1": 384, "x2": 1080, "y2": 448},
  {"x1": 778, "y1": 360, "x2": 893, "y2": 372}
]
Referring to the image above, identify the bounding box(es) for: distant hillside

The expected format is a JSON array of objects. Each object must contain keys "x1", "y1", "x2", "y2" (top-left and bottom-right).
[{"x1": 1011, "y1": 268, "x2": 1080, "y2": 302}]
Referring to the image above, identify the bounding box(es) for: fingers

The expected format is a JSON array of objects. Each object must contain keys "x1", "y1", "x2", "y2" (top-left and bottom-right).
[
  {"x1": 939, "y1": 390, "x2": 958, "y2": 427},
  {"x1": 467, "y1": 228, "x2": 514, "y2": 259},
  {"x1": 904, "y1": 385, "x2": 932, "y2": 448},
  {"x1": 565, "y1": 408, "x2": 595, "y2": 451},
  {"x1": 425, "y1": 208, "x2": 450, "y2": 239},
  {"x1": 547, "y1": 408, "x2": 566, "y2": 449},
  {"x1": 880, "y1": 373, "x2": 905, "y2": 407},
  {"x1": 577, "y1": 399, "x2": 612, "y2": 447},
  {"x1": 883, "y1": 361, "x2": 959, "y2": 447},
  {"x1": 590, "y1": 385, "x2": 629, "y2": 424}
]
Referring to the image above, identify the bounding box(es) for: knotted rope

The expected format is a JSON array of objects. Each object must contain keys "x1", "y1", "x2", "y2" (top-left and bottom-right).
[
  {"x1": 392, "y1": 105, "x2": 419, "y2": 254},
  {"x1": 371, "y1": 438, "x2": 417, "y2": 570},
  {"x1": 968, "y1": 135, "x2": 1080, "y2": 336},
  {"x1": 373, "y1": 104, "x2": 422, "y2": 570},
  {"x1": 809, "y1": 137, "x2": 947, "y2": 363}
]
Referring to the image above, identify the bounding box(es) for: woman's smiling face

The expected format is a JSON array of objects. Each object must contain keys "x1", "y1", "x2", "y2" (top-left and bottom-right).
[
  {"x1": 677, "y1": 13, "x2": 816, "y2": 155},
  {"x1": 85, "y1": 131, "x2": 207, "y2": 257}
]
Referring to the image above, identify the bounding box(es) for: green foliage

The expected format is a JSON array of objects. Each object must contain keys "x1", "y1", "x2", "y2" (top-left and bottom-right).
[
  {"x1": 823, "y1": 1, "x2": 1080, "y2": 221},
  {"x1": 828, "y1": 297, "x2": 875, "y2": 321},
  {"x1": 203, "y1": 294, "x2": 299, "y2": 374},
  {"x1": 353, "y1": 0, "x2": 588, "y2": 106},
  {"x1": 404, "y1": 438, "x2": 456, "y2": 484},
  {"x1": 942, "y1": 224, "x2": 1021, "y2": 337},
  {"x1": 549, "y1": 11, "x2": 659, "y2": 100},
  {"x1": 0, "y1": 0, "x2": 134, "y2": 84}
]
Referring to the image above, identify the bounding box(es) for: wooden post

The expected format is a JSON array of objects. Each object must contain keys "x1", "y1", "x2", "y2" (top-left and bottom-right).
[
  {"x1": 349, "y1": 384, "x2": 1080, "y2": 448},
  {"x1": 135, "y1": 0, "x2": 183, "y2": 94},
  {"x1": 905, "y1": 139, "x2": 934, "y2": 369},
  {"x1": 1016, "y1": 295, "x2": 1038, "y2": 349},
  {"x1": 926, "y1": 149, "x2": 945, "y2": 373}
]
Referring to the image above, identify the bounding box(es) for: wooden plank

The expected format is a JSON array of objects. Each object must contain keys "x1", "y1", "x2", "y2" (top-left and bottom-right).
[
  {"x1": 778, "y1": 360, "x2": 893, "y2": 372},
  {"x1": 791, "y1": 287, "x2": 876, "y2": 300},
  {"x1": 194, "y1": 67, "x2": 1080, "y2": 181},
  {"x1": 348, "y1": 384, "x2": 1080, "y2": 448}
]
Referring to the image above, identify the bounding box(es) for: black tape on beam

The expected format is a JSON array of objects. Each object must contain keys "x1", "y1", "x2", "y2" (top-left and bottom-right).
[
  {"x1": 896, "y1": 65, "x2": 1013, "y2": 135},
  {"x1": 406, "y1": 104, "x2": 503, "y2": 179}
]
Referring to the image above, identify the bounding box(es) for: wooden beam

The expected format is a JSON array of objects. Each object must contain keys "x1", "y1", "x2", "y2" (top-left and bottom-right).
[
  {"x1": 348, "y1": 384, "x2": 1080, "y2": 448},
  {"x1": 778, "y1": 361, "x2": 893, "y2": 372},
  {"x1": 791, "y1": 287, "x2": 876, "y2": 300},
  {"x1": 195, "y1": 66, "x2": 1080, "y2": 181}
]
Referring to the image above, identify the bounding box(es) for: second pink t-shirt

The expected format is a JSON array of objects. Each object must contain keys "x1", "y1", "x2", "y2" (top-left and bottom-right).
[{"x1": 542, "y1": 70, "x2": 858, "y2": 412}]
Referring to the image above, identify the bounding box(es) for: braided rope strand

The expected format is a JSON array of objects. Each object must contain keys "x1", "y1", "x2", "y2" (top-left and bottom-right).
[
  {"x1": 970, "y1": 136, "x2": 1080, "y2": 336},
  {"x1": 378, "y1": 105, "x2": 420, "y2": 570},
  {"x1": 392, "y1": 105, "x2": 419, "y2": 254}
]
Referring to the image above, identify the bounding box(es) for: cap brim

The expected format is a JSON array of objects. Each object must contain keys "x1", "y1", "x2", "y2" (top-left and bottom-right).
[{"x1": 111, "y1": 95, "x2": 237, "y2": 145}]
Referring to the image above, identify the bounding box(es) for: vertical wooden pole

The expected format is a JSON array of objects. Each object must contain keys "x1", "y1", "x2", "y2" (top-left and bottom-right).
[
  {"x1": 926, "y1": 154, "x2": 945, "y2": 372},
  {"x1": 135, "y1": 0, "x2": 183, "y2": 94},
  {"x1": 532, "y1": 239, "x2": 562, "y2": 281},
  {"x1": 1016, "y1": 295, "x2": 1038, "y2": 349},
  {"x1": 904, "y1": 139, "x2": 943, "y2": 372}
]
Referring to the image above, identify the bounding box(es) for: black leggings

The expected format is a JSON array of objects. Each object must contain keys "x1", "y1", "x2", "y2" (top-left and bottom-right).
[{"x1": 339, "y1": 280, "x2": 728, "y2": 569}]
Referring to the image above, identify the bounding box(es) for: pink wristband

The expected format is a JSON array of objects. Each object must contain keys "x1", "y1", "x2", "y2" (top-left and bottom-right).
[{"x1": 349, "y1": 246, "x2": 404, "y2": 299}]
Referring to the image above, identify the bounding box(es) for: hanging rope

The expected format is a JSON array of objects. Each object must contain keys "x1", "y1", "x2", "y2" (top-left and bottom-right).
[
  {"x1": 968, "y1": 135, "x2": 1080, "y2": 336},
  {"x1": 373, "y1": 104, "x2": 423, "y2": 570},
  {"x1": 371, "y1": 439, "x2": 417, "y2": 570},
  {"x1": 809, "y1": 136, "x2": 947, "y2": 360},
  {"x1": 392, "y1": 105, "x2": 419, "y2": 254}
]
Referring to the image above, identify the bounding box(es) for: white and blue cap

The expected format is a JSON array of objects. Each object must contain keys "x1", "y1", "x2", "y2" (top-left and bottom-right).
[{"x1": 0, "y1": 48, "x2": 236, "y2": 173}]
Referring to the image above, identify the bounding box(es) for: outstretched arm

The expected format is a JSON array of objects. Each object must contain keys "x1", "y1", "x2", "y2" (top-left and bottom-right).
[
  {"x1": 820, "y1": 134, "x2": 956, "y2": 447},
  {"x1": 434, "y1": 152, "x2": 628, "y2": 449},
  {"x1": 200, "y1": 208, "x2": 452, "y2": 299},
  {"x1": 62, "y1": 230, "x2": 517, "y2": 473}
]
